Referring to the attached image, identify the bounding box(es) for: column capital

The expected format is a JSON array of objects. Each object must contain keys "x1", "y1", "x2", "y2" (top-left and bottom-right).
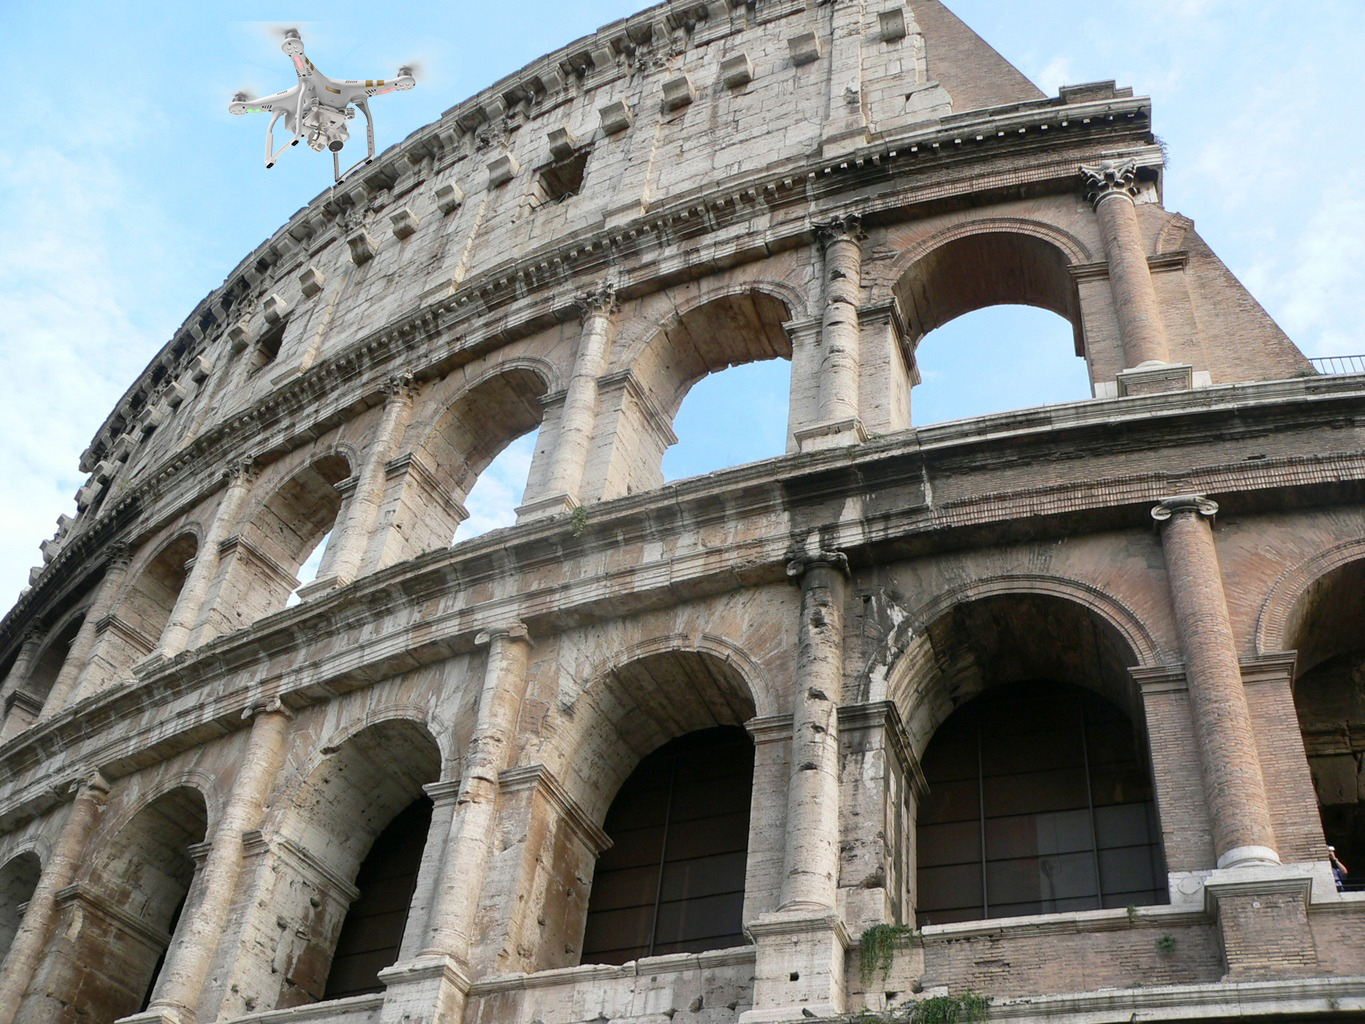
[
  {"x1": 241, "y1": 694, "x2": 293, "y2": 721},
  {"x1": 576, "y1": 281, "x2": 618, "y2": 320},
  {"x1": 1081, "y1": 157, "x2": 1141, "y2": 208},
  {"x1": 1152, "y1": 494, "x2": 1219, "y2": 523},
  {"x1": 786, "y1": 550, "x2": 850, "y2": 579},
  {"x1": 382, "y1": 371, "x2": 417, "y2": 400},
  {"x1": 814, "y1": 214, "x2": 865, "y2": 247},
  {"x1": 66, "y1": 767, "x2": 111, "y2": 802},
  {"x1": 222, "y1": 455, "x2": 257, "y2": 487},
  {"x1": 105, "y1": 542, "x2": 134, "y2": 570},
  {"x1": 474, "y1": 622, "x2": 531, "y2": 647}
]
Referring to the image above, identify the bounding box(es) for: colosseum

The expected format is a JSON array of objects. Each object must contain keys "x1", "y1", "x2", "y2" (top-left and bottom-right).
[{"x1": 0, "y1": 2, "x2": 1361, "y2": 1023}]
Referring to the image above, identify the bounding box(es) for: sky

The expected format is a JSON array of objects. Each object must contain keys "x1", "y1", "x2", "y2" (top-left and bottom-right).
[{"x1": 2, "y1": 0, "x2": 1364, "y2": 607}]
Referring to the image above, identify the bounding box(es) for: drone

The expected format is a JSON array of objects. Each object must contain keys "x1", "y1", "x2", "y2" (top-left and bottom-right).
[{"x1": 230, "y1": 29, "x2": 416, "y2": 182}]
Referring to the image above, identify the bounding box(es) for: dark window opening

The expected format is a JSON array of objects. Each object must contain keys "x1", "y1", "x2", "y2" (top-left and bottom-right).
[
  {"x1": 916, "y1": 681, "x2": 1164, "y2": 926},
  {"x1": 582, "y1": 727, "x2": 754, "y2": 965},
  {"x1": 250, "y1": 322, "x2": 286, "y2": 374},
  {"x1": 323, "y1": 796, "x2": 433, "y2": 1000},
  {"x1": 138, "y1": 892, "x2": 187, "y2": 1013},
  {"x1": 533, "y1": 149, "x2": 590, "y2": 207}
]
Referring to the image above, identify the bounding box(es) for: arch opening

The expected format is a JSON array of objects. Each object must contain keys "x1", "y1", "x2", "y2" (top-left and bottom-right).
[
  {"x1": 0, "y1": 851, "x2": 41, "y2": 962},
  {"x1": 1284, "y1": 559, "x2": 1365, "y2": 889},
  {"x1": 411, "y1": 368, "x2": 548, "y2": 548},
  {"x1": 891, "y1": 593, "x2": 1144, "y2": 755},
  {"x1": 607, "y1": 291, "x2": 792, "y2": 498},
  {"x1": 268, "y1": 719, "x2": 441, "y2": 1007},
  {"x1": 891, "y1": 232, "x2": 1090, "y2": 425},
  {"x1": 230, "y1": 454, "x2": 350, "y2": 626},
  {"x1": 453, "y1": 427, "x2": 539, "y2": 543},
  {"x1": 87, "y1": 533, "x2": 199, "y2": 688},
  {"x1": 36, "y1": 786, "x2": 209, "y2": 1022},
  {"x1": 911, "y1": 306, "x2": 1091, "y2": 424},
  {"x1": 915, "y1": 681, "x2": 1164, "y2": 925},
  {"x1": 662, "y1": 360, "x2": 791, "y2": 481},
  {"x1": 582, "y1": 726, "x2": 754, "y2": 966}
]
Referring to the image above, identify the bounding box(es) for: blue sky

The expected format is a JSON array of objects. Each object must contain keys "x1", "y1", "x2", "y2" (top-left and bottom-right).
[{"x1": 2, "y1": 1, "x2": 1363, "y2": 604}]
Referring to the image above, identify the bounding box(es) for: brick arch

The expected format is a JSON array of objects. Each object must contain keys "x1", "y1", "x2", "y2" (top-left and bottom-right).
[
  {"x1": 879, "y1": 575, "x2": 1161, "y2": 756},
  {"x1": 1255, "y1": 538, "x2": 1365, "y2": 658}
]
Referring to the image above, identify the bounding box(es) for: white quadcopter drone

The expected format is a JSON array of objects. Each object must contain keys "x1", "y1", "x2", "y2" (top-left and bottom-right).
[{"x1": 230, "y1": 29, "x2": 416, "y2": 182}]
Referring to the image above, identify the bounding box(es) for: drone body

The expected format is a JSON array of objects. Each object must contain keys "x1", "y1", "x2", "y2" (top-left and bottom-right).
[{"x1": 230, "y1": 30, "x2": 415, "y2": 182}]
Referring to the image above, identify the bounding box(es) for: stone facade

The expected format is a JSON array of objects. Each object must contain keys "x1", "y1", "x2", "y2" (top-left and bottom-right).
[{"x1": 0, "y1": 2, "x2": 1362, "y2": 1023}]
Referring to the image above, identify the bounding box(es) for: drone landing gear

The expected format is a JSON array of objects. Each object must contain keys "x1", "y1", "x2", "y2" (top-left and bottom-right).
[
  {"x1": 264, "y1": 89, "x2": 307, "y2": 170},
  {"x1": 332, "y1": 98, "x2": 377, "y2": 183}
]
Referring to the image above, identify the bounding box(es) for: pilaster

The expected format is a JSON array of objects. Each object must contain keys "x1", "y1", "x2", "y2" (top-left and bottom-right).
[{"x1": 795, "y1": 219, "x2": 867, "y2": 452}]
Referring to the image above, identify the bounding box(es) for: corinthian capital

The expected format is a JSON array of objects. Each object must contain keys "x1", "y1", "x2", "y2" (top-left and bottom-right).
[
  {"x1": 1151, "y1": 494, "x2": 1219, "y2": 523},
  {"x1": 576, "y1": 282, "x2": 618, "y2": 320},
  {"x1": 1080, "y1": 157, "x2": 1141, "y2": 207},
  {"x1": 815, "y1": 214, "x2": 865, "y2": 247}
]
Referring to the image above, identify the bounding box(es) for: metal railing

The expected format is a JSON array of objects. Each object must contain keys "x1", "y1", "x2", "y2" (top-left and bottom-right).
[{"x1": 1310, "y1": 354, "x2": 1365, "y2": 375}]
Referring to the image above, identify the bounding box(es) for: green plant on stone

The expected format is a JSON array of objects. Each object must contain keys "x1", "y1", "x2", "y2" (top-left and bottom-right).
[
  {"x1": 1156, "y1": 934, "x2": 1177, "y2": 954},
  {"x1": 910, "y1": 992, "x2": 991, "y2": 1024},
  {"x1": 859, "y1": 923, "x2": 914, "y2": 986},
  {"x1": 570, "y1": 505, "x2": 589, "y2": 538},
  {"x1": 858, "y1": 992, "x2": 992, "y2": 1024}
]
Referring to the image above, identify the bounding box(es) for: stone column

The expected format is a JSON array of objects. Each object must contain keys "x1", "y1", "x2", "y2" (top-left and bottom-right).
[
  {"x1": 41, "y1": 545, "x2": 133, "y2": 719},
  {"x1": 301, "y1": 375, "x2": 416, "y2": 595},
  {"x1": 0, "y1": 770, "x2": 110, "y2": 1024},
  {"x1": 0, "y1": 634, "x2": 45, "y2": 741},
  {"x1": 1082, "y1": 158, "x2": 1171, "y2": 369},
  {"x1": 158, "y1": 459, "x2": 255, "y2": 659},
  {"x1": 143, "y1": 699, "x2": 291, "y2": 1024},
  {"x1": 519, "y1": 285, "x2": 616, "y2": 521},
  {"x1": 420, "y1": 624, "x2": 532, "y2": 960},
  {"x1": 796, "y1": 219, "x2": 866, "y2": 452},
  {"x1": 1152, "y1": 496, "x2": 1277, "y2": 868},
  {"x1": 742, "y1": 552, "x2": 851, "y2": 1023},
  {"x1": 380, "y1": 626, "x2": 530, "y2": 1024},
  {"x1": 781, "y1": 552, "x2": 848, "y2": 909}
]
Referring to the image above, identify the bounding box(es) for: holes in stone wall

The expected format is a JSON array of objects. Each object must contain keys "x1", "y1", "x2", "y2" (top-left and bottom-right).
[
  {"x1": 250, "y1": 321, "x2": 286, "y2": 374},
  {"x1": 532, "y1": 149, "x2": 590, "y2": 208}
]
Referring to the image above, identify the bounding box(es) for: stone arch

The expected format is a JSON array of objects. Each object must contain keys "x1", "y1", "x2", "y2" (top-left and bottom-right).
[
  {"x1": 883, "y1": 579, "x2": 1153, "y2": 757},
  {"x1": 0, "y1": 849, "x2": 42, "y2": 963},
  {"x1": 31, "y1": 784, "x2": 210, "y2": 1022},
  {"x1": 83, "y1": 530, "x2": 201, "y2": 692},
  {"x1": 224, "y1": 451, "x2": 354, "y2": 625},
  {"x1": 556, "y1": 643, "x2": 762, "y2": 827},
  {"x1": 404, "y1": 361, "x2": 554, "y2": 545},
  {"x1": 886, "y1": 220, "x2": 1090, "y2": 382},
  {"x1": 247, "y1": 717, "x2": 442, "y2": 1009},
  {"x1": 549, "y1": 643, "x2": 763, "y2": 967},
  {"x1": 15, "y1": 597, "x2": 96, "y2": 722},
  {"x1": 595, "y1": 288, "x2": 795, "y2": 499}
]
